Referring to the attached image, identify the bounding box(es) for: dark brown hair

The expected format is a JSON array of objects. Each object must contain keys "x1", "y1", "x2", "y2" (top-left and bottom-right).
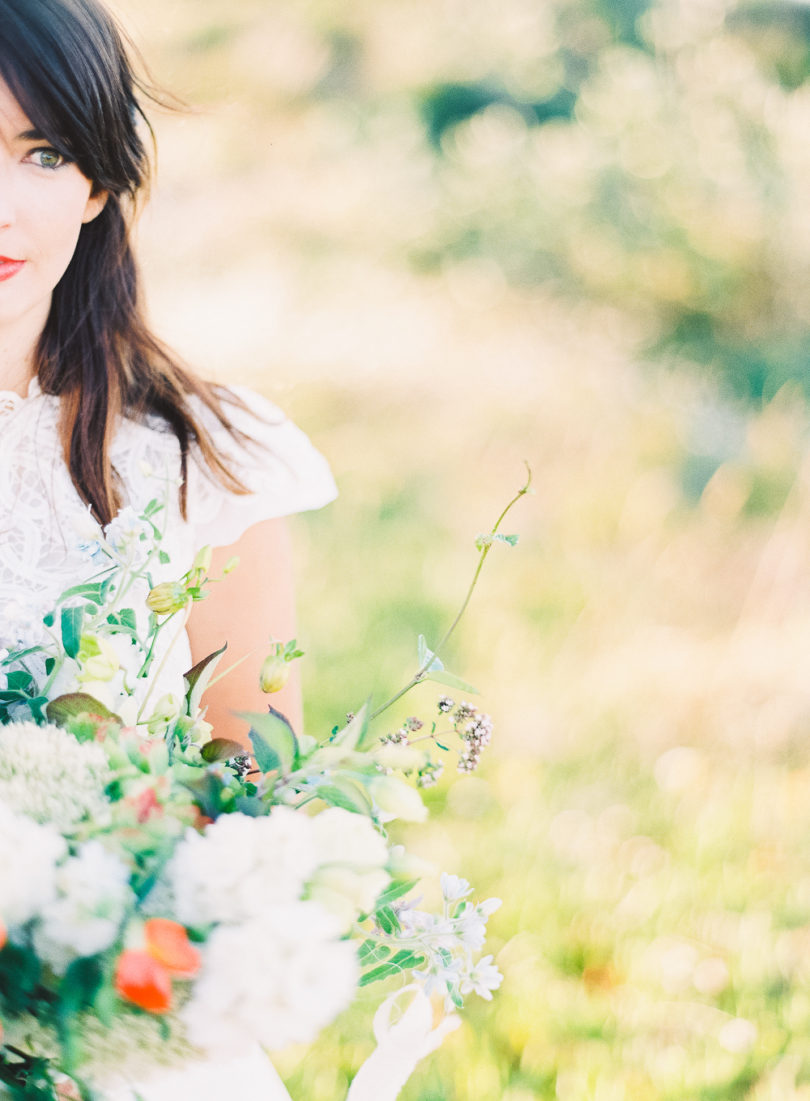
[{"x1": 0, "y1": 0, "x2": 251, "y2": 525}]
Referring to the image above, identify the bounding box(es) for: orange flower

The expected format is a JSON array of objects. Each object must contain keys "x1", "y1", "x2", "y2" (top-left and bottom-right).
[
  {"x1": 115, "y1": 950, "x2": 172, "y2": 1013},
  {"x1": 0, "y1": 920, "x2": 7, "y2": 951},
  {"x1": 144, "y1": 918, "x2": 201, "y2": 978}
]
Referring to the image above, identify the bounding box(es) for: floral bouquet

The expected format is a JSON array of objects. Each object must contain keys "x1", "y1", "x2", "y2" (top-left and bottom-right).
[{"x1": 0, "y1": 474, "x2": 529, "y2": 1100}]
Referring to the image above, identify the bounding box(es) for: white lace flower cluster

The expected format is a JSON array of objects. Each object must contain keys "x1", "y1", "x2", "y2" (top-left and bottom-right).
[
  {"x1": 162, "y1": 806, "x2": 390, "y2": 1056},
  {"x1": 399, "y1": 873, "x2": 503, "y2": 1006},
  {"x1": 0, "y1": 804, "x2": 133, "y2": 976},
  {"x1": 0, "y1": 721, "x2": 112, "y2": 831}
]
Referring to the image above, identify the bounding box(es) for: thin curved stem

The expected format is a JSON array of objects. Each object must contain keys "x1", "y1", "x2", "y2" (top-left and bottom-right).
[{"x1": 369, "y1": 464, "x2": 532, "y2": 722}]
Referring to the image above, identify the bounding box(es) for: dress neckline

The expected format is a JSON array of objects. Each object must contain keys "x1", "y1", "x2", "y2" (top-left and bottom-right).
[{"x1": 0, "y1": 376, "x2": 42, "y2": 415}]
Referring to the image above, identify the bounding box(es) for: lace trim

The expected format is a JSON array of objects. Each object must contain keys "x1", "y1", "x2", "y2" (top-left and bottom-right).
[{"x1": 0, "y1": 394, "x2": 23, "y2": 418}]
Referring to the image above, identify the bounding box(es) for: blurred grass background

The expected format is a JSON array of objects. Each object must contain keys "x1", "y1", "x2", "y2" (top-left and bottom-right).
[{"x1": 114, "y1": 0, "x2": 810, "y2": 1096}]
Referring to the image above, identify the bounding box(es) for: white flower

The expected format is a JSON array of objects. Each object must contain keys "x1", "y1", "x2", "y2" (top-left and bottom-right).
[
  {"x1": 0, "y1": 803, "x2": 65, "y2": 929},
  {"x1": 33, "y1": 842, "x2": 133, "y2": 974},
  {"x1": 460, "y1": 955, "x2": 503, "y2": 1000},
  {"x1": 309, "y1": 808, "x2": 389, "y2": 869},
  {"x1": 455, "y1": 902, "x2": 499, "y2": 955},
  {"x1": 0, "y1": 722, "x2": 111, "y2": 831},
  {"x1": 441, "y1": 873, "x2": 472, "y2": 902},
  {"x1": 399, "y1": 908, "x2": 458, "y2": 949},
  {"x1": 181, "y1": 903, "x2": 358, "y2": 1055},
  {"x1": 166, "y1": 808, "x2": 320, "y2": 926},
  {"x1": 104, "y1": 507, "x2": 154, "y2": 566},
  {"x1": 413, "y1": 956, "x2": 464, "y2": 998}
]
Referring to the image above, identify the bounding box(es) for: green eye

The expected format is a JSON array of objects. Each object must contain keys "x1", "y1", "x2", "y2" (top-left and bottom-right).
[{"x1": 33, "y1": 148, "x2": 64, "y2": 170}]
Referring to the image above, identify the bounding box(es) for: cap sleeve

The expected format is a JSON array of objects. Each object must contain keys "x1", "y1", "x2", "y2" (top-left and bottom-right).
[{"x1": 185, "y1": 386, "x2": 337, "y2": 549}]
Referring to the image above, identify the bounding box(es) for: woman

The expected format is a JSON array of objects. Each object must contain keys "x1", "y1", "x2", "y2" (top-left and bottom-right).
[
  {"x1": 0, "y1": 0, "x2": 336, "y2": 748},
  {"x1": 0, "y1": 0, "x2": 339, "y2": 1097}
]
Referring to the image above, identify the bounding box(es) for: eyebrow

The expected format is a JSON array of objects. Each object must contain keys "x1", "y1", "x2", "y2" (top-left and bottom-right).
[{"x1": 17, "y1": 128, "x2": 46, "y2": 142}]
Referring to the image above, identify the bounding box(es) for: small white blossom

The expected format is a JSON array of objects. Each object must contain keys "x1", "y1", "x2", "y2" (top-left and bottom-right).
[
  {"x1": 457, "y1": 908, "x2": 488, "y2": 951},
  {"x1": 33, "y1": 842, "x2": 132, "y2": 974},
  {"x1": 413, "y1": 956, "x2": 464, "y2": 998},
  {"x1": 460, "y1": 955, "x2": 503, "y2": 1000},
  {"x1": 441, "y1": 873, "x2": 473, "y2": 902}
]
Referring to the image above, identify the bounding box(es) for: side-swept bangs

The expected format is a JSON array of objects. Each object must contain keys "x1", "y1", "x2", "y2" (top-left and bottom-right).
[{"x1": 0, "y1": 0, "x2": 148, "y2": 197}]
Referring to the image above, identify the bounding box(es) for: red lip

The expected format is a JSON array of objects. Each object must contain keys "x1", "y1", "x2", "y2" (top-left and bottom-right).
[{"x1": 0, "y1": 258, "x2": 24, "y2": 282}]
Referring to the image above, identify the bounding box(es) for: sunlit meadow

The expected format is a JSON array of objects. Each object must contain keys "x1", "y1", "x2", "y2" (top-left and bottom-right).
[{"x1": 110, "y1": 0, "x2": 810, "y2": 1096}]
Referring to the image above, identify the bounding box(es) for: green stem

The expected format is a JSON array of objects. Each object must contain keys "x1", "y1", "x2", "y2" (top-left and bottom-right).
[
  {"x1": 136, "y1": 606, "x2": 191, "y2": 722},
  {"x1": 369, "y1": 465, "x2": 531, "y2": 722}
]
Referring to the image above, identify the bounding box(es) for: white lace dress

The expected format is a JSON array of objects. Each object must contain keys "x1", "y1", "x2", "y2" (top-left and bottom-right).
[
  {"x1": 0, "y1": 378, "x2": 336, "y2": 1101},
  {"x1": 0, "y1": 377, "x2": 336, "y2": 700}
]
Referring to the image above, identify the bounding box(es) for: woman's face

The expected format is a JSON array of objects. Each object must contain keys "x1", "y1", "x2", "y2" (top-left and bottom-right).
[{"x1": 0, "y1": 76, "x2": 106, "y2": 354}]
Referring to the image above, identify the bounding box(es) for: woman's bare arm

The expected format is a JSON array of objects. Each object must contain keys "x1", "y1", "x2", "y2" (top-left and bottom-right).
[{"x1": 186, "y1": 517, "x2": 302, "y2": 751}]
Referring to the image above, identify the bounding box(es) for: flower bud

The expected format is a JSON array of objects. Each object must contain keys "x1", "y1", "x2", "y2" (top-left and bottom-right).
[
  {"x1": 191, "y1": 545, "x2": 212, "y2": 573},
  {"x1": 369, "y1": 775, "x2": 428, "y2": 822},
  {"x1": 259, "y1": 652, "x2": 290, "y2": 694},
  {"x1": 146, "y1": 582, "x2": 189, "y2": 617}
]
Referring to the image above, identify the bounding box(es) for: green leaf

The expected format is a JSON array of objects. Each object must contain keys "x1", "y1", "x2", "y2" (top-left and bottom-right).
[
  {"x1": 240, "y1": 708, "x2": 298, "y2": 775},
  {"x1": 425, "y1": 668, "x2": 478, "y2": 694},
  {"x1": 159, "y1": 550, "x2": 171, "y2": 565},
  {"x1": 61, "y1": 605, "x2": 84, "y2": 659},
  {"x1": 314, "y1": 777, "x2": 374, "y2": 815},
  {"x1": 183, "y1": 643, "x2": 227, "y2": 717},
  {"x1": 376, "y1": 905, "x2": 401, "y2": 935},
  {"x1": 46, "y1": 693, "x2": 122, "y2": 727},
  {"x1": 374, "y1": 878, "x2": 419, "y2": 908},
  {"x1": 6, "y1": 670, "x2": 33, "y2": 693},
  {"x1": 417, "y1": 634, "x2": 444, "y2": 672},
  {"x1": 201, "y1": 738, "x2": 247, "y2": 764},
  {"x1": 358, "y1": 962, "x2": 404, "y2": 986},
  {"x1": 120, "y1": 608, "x2": 137, "y2": 631},
  {"x1": 58, "y1": 957, "x2": 103, "y2": 1071},
  {"x1": 357, "y1": 940, "x2": 390, "y2": 964},
  {"x1": 180, "y1": 772, "x2": 227, "y2": 819},
  {"x1": 389, "y1": 949, "x2": 426, "y2": 970},
  {"x1": 58, "y1": 581, "x2": 108, "y2": 603},
  {"x1": 28, "y1": 696, "x2": 49, "y2": 723}
]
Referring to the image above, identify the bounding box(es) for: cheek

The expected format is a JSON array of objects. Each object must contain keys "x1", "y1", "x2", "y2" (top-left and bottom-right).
[{"x1": 30, "y1": 183, "x2": 95, "y2": 271}]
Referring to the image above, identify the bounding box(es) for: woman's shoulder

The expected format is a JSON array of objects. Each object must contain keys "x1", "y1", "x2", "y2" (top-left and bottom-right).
[{"x1": 116, "y1": 385, "x2": 337, "y2": 551}]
